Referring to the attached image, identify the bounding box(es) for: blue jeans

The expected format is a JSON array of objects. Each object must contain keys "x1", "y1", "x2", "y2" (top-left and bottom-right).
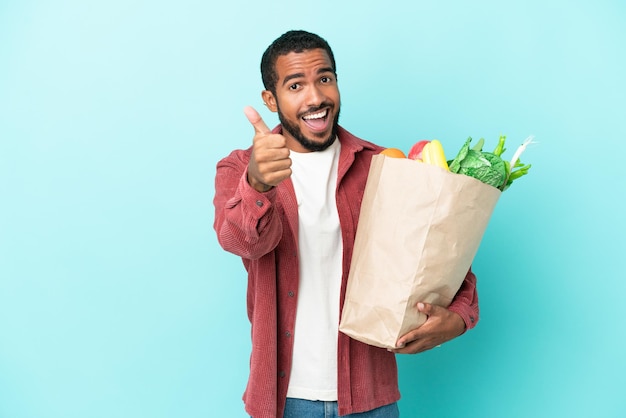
[{"x1": 281, "y1": 398, "x2": 399, "y2": 418}]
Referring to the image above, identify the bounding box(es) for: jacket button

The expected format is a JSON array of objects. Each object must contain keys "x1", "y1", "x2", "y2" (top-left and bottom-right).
[
  {"x1": 288, "y1": 291, "x2": 294, "y2": 297},
  {"x1": 285, "y1": 331, "x2": 291, "y2": 338},
  {"x1": 256, "y1": 200, "x2": 263, "y2": 207},
  {"x1": 470, "y1": 316, "x2": 475, "y2": 323},
  {"x1": 279, "y1": 371, "x2": 286, "y2": 378}
]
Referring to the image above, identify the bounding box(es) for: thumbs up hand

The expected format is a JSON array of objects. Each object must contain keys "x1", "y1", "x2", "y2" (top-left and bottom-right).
[{"x1": 244, "y1": 106, "x2": 292, "y2": 192}]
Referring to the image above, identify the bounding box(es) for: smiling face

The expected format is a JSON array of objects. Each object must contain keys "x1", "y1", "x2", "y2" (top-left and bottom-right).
[{"x1": 262, "y1": 48, "x2": 341, "y2": 153}]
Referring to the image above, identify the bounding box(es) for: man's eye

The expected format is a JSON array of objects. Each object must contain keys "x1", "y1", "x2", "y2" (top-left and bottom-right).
[
  {"x1": 289, "y1": 84, "x2": 299, "y2": 90},
  {"x1": 321, "y1": 77, "x2": 330, "y2": 83}
]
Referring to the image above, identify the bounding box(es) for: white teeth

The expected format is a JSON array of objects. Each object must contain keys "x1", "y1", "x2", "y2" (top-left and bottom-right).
[{"x1": 303, "y1": 110, "x2": 327, "y2": 120}]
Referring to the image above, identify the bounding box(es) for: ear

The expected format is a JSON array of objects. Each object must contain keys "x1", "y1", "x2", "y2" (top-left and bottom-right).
[{"x1": 262, "y1": 90, "x2": 278, "y2": 112}]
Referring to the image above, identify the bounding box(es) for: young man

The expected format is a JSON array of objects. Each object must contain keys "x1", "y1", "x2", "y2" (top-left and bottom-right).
[{"x1": 213, "y1": 30, "x2": 479, "y2": 418}]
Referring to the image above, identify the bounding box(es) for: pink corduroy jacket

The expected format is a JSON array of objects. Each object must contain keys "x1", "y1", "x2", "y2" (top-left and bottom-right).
[{"x1": 213, "y1": 125, "x2": 479, "y2": 418}]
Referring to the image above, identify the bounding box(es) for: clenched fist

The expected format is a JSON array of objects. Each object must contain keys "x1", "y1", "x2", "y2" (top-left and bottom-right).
[{"x1": 244, "y1": 106, "x2": 292, "y2": 192}]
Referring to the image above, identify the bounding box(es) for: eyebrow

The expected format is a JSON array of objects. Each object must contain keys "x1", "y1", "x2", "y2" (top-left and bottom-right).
[{"x1": 281, "y1": 67, "x2": 336, "y2": 87}]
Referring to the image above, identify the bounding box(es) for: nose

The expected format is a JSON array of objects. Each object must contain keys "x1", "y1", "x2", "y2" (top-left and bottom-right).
[{"x1": 305, "y1": 84, "x2": 325, "y2": 108}]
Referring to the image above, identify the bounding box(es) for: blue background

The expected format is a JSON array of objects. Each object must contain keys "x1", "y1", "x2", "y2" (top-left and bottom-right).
[{"x1": 1, "y1": 1, "x2": 625, "y2": 417}]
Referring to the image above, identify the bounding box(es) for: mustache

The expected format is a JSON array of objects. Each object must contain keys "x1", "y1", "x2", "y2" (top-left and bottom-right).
[{"x1": 300, "y1": 102, "x2": 333, "y2": 116}]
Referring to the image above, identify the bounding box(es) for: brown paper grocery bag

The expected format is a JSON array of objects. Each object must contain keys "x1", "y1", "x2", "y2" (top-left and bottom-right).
[{"x1": 339, "y1": 154, "x2": 501, "y2": 349}]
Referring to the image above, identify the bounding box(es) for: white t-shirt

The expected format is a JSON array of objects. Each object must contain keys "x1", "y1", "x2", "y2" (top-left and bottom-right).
[{"x1": 286, "y1": 138, "x2": 343, "y2": 401}]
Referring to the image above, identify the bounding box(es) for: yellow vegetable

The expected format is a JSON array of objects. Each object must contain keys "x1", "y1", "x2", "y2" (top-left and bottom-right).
[
  {"x1": 422, "y1": 143, "x2": 433, "y2": 164},
  {"x1": 425, "y1": 140, "x2": 449, "y2": 171}
]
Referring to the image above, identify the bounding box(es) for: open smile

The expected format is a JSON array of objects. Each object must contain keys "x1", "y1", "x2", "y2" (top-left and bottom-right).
[{"x1": 301, "y1": 108, "x2": 330, "y2": 132}]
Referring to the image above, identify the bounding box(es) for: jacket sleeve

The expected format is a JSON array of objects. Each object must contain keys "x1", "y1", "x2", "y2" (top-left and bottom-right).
[
  {"x1": 447, "y1": 268, "x2": 479, "y2": 331},
  {"x1": 213, "y1": 152, "x2": 283, "y2": 260}
]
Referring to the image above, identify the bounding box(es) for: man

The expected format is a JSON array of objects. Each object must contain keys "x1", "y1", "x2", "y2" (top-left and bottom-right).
[{"x1": 213, "y1": 30, "x2": 479, "y2": 418}]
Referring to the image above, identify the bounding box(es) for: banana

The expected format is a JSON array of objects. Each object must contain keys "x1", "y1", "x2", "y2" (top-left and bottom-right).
[
  {"x1": 427, "y1": 140, "x2": 449, "y2": 171},
  {"x1": 421, "y1": 143, "x2": 432, "y2": 164}
]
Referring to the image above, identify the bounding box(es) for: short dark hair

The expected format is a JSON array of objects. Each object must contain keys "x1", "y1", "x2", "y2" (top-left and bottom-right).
[{"x1": 260, "y1": 30, "x2": 337, "y2": 94}]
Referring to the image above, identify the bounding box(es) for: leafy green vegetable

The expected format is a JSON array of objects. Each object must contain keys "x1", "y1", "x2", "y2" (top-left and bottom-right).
[
  {"x1": 493, "y1": 135, "x2": 506, "y2": 157},
  {"x1": 448, "y1": 138, "x2": 471, "y2": 174},
  {"x1": 448, "y1": 135, "x2": 533, "y2": 191},
  {"x1": 501, "y1": 159, "x2": 531, "y2": 191},
  {"x1": 471, "y1": 138, "x2": 485, "y2": 152}
]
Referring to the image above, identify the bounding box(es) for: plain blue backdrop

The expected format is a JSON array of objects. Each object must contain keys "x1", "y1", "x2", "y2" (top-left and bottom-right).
[{"x1": 1, "y1": 1, "x2": 625, "y2": 417}]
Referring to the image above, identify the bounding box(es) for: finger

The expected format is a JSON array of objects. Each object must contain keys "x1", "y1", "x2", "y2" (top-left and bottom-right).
[
  {"x1": 243, "y1": 106, "x2": 271, "y2": 135},
  {"x1": 254, "y1": 135, "x2": 289, "y2": 153},
  {"x1": 391, "y1": 339, "x2": 426, "y2": 355},
  {"x1": 393, "y1": 336, "x2": 440, "y2": 354},
  {"x1": 396, "y1": 329, "x2": 420, "y2": 349},
  {"x1": 418, "y1": 303, "x2": 450, "y2": 322},
  {"x1": 395, "y1": 303, "x2": 432, "y2": 347},
  {"x1": 417, "y1": 302, "x2": 432, "y2": 315}
]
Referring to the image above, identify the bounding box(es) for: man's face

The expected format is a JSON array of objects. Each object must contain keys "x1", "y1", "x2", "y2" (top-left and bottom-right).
[{"x1": 263, "y1": 49, "x2": 340, "y2": 153}]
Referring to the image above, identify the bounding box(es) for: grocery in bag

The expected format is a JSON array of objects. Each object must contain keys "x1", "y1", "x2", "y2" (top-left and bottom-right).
[{"x1": 339, "y1": 136, "x2": 533, "y2": 349}]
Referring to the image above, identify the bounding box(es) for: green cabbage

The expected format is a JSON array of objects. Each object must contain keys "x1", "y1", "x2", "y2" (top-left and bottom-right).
[{"x1": 448, "y1": 136, "x2": 531, "y2": 191}]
